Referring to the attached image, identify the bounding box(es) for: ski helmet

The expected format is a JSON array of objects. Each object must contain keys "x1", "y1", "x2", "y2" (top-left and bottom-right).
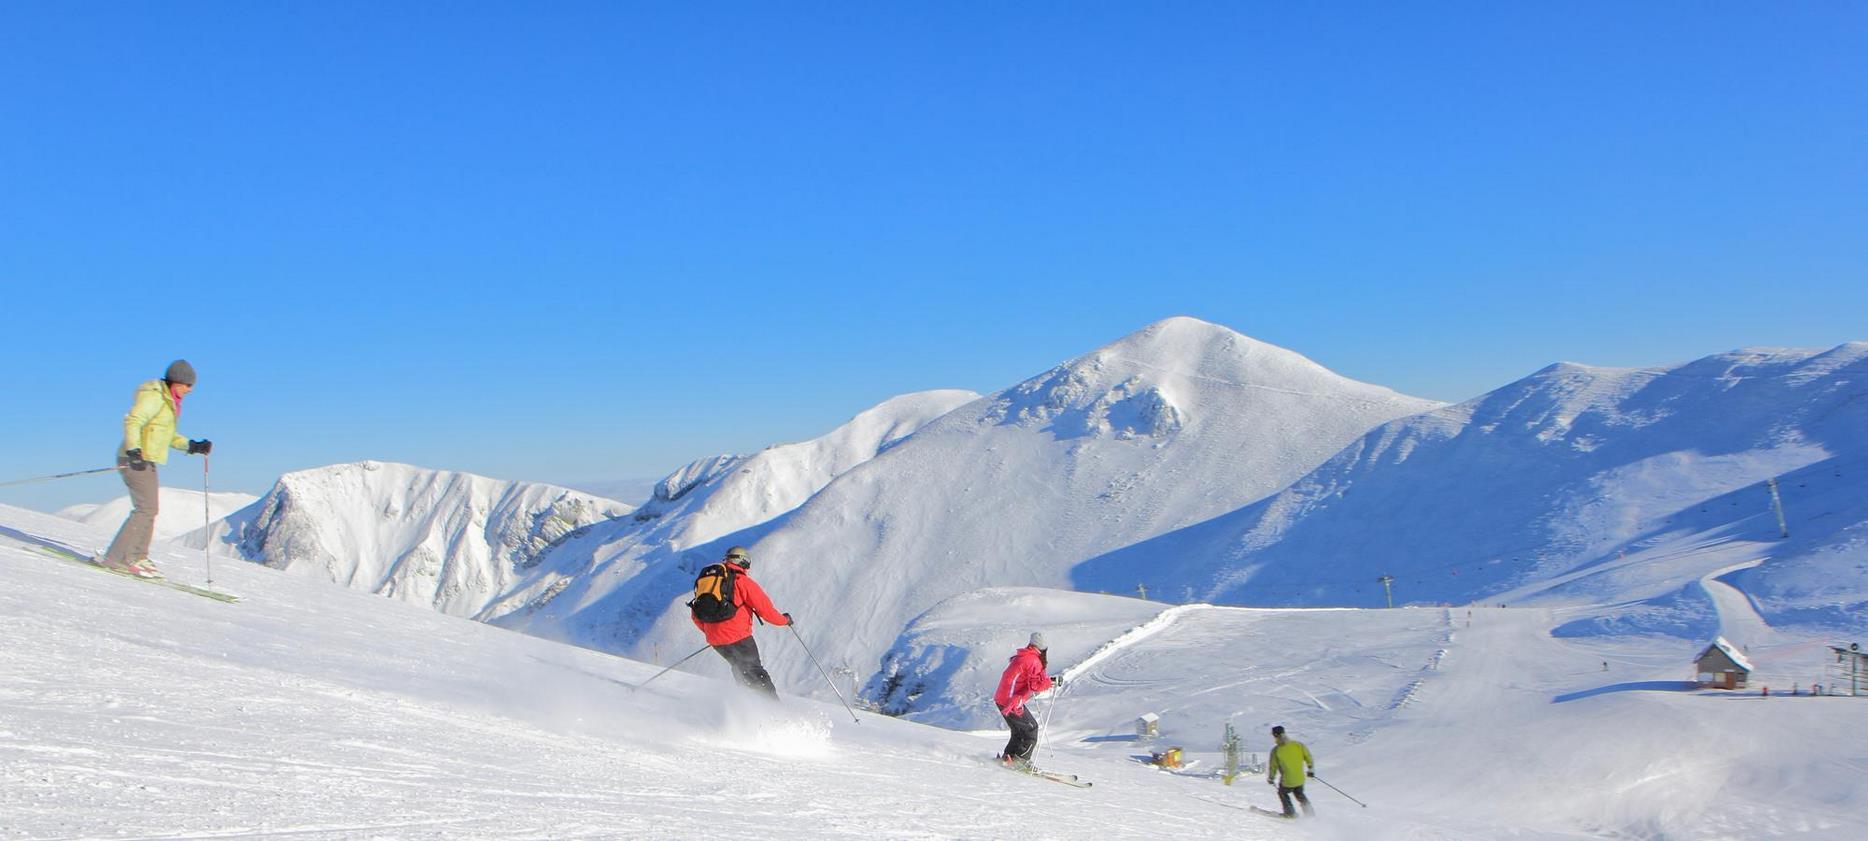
[
  {"x1": 1029, "y1": 632, "x2": 1048, "y2": 650},
  {"x1": 724, "y1": 546, "x2": 751, "y2": 568}
]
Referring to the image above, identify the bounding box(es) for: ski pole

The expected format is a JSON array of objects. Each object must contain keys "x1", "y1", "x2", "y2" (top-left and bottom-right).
[
  {"x1": 0, "y1": 465, "x2": 123, "y2": 489},
  {"x1": 1310, "y1": 774, "x2": 1367, "y2": 807},
  {"x1": 202, "y1": 455, "x2": 213, "y2": 585},
  {"x1": 1036, "y1": 676, "x2": 1068, "y2": 763},
  {"x1": 631, "y1": 645, "x2": 711, "y2": 692},
  {"x1": 789, "y1": 624, "x2": 860, "y2": 724}
]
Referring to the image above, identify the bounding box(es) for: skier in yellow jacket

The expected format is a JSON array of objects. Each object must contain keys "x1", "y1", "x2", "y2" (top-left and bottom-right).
[
  {"x1": 99, "y1": 360, "x2": 211, "y2": 579},
  {"x1": 1266, "y1": 725, "x2": 1316, "y2": 818}
]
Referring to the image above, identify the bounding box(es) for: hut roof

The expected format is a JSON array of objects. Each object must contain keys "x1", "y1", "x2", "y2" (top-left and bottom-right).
[{"x1": 1698, "y1": 636, "x2": 1754, "y2": 673}]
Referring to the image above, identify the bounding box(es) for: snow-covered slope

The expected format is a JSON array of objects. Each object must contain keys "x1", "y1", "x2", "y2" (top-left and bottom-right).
[
  {"x1": 629, "y1": 388, "x2": 982, "y2": 547},
  {"x1": 865, "y1": 587, "x2": 1166, "y2": 724},
  {"x1": 481, "y1": 389, "x2": 978, "y2": 629},
  {"x1": 57, "y1": 486, "x2": 259, "y2": 541},
  {"x1": 1076, "y1": 344, "x2": 1868, "y2": 635},
  {"x1": 5, "y1": 504, "x2": 1861, "y2": 840},
  {"x1": 536, "y1": 317, "x2": 1439, "y2": 695},
  {"x1": 210, "y1": 461, "x2": 631, "y2": 617}
]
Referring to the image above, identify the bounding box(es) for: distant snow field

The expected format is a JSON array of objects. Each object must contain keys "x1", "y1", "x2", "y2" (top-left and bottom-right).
[{"x1": 57, "y1": 486, "x2": 258, "y2": 541}]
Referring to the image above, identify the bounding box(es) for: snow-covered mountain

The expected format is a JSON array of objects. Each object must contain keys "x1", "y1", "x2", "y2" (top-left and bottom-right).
[
  {"x1": 1076, "y1": 343, "x2": 1868, "y2": 636},
  {"x1": 211, "y1": 461, "x2": 631, "y2": 617},
  {"x1": 481, "y1": 389, "x2": 979, "y2": 631},
  {"x1": 56, "y1": 487, "x2": 258, "y2": 541},
  {"x1": 627, "y1": 388, "x2": 983, "y2": 547},
  {"x1": 521, "y1": 317, "x2": 1440, "y2": 694}
]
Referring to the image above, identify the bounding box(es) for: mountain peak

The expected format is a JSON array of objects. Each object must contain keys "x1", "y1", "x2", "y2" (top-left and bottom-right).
[
  {"x1": 1132, "y1": 314, "x2": 1242, "y2": 340},
  {"x1": 1097, "y1": 316, "x2": 1261, "y2": 361},
  {"x1": 961, "y1": 315, "x2": 1438, "y2": 448},
  {"x1": 1082, "y1": 316, "x2": 1358, "y2": 391},
  {"x1": 982, "y1": 318, "x2": 1430, "y2": 440}
]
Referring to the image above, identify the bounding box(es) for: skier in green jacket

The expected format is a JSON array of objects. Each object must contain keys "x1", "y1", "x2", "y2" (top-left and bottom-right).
[
  {"x1": 1266, "y1": 725, "x2": 1316, "y2": 818},
  {"x1": 99, "y1": 360, "x2": 211, "y2": 579}
]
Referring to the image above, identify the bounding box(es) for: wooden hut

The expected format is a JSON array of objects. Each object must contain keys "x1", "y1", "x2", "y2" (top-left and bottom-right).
[{"x1": 1695, "y1": 637, "x2": 1753, "y2": 689}]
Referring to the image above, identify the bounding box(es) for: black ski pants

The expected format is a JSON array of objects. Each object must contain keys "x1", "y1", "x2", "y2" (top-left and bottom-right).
[
  {"x1": 713, "y1": 636, "x2": 779, "y2": 699},
  {"x1": 1001, "y1": 707, "x2": 1040, "y2": 761},
  {"x1": 1277, "y1": 783, "x2": 1314, "y2": 818}
]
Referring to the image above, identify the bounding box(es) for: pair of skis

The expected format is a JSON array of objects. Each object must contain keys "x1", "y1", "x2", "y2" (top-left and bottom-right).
[
  {"x1": 998, "y1": 759, "x2": 1093, "y2": 788},
  {"x1": 1187, "y1": 794, "x2": 1302, "y2": 821},
  {"x1": 7, "y1": 532, "x2": 240, "y2": 603}
]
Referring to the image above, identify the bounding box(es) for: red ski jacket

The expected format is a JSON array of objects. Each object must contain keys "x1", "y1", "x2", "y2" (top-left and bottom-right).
[
  {"x1": 691, "y1": 561, "x2": 790, "y2": 647},
  {"x1": 993, "y1": 645, "x2": 1053, "y2": 716}
]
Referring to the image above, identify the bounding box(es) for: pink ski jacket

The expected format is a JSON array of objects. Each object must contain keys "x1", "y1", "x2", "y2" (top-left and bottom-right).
[{"x1": 993, "y1": 645, "x2": 1053, "y2": 716}]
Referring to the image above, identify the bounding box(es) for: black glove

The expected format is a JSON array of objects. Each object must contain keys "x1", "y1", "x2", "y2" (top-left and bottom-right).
[
  {"x1": 124, "y1": 449, "x2": 149, "y2": 471},
  {"x1": 187, "y1": 439, "x2": 213, "y2": 455},
  {"x1": 1307, "y1": 770, "x2": 1315, "y2": 778},
  {"x1": 783, "y1": 612, "x2": 795, "y2": 626}
]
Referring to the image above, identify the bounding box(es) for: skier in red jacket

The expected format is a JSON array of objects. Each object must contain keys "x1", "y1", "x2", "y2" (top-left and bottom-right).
[
  {"x1": 690, "y1": 546, "x2": 792, "y2": 699},
  {"x1": 993, "y1": 632, "x2": 1058, "y2": 769}
]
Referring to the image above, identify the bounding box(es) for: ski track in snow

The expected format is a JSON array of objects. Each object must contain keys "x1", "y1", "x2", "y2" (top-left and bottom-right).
[{"x1": 1698, "y1": 558, "x2": 1772, "y2": 649}]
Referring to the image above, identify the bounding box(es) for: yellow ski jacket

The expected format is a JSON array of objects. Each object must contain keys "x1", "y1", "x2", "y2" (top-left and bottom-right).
[
  {"x1": 119, "y1": 380, "x2": 189, "y2": 464},
  {"x1": 1268, "y1": 739, "x2": 1314, "y2": 786}
]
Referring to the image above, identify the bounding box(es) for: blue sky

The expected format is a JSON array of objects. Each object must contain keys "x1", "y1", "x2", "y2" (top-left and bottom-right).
[{"x1": 3, "y1": 2, "x2": 1864, "y2": 512}]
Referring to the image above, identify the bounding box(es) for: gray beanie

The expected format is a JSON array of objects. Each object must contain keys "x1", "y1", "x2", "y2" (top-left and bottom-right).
[
  {"x1": 1029, "y1": 632, "x2": 1047, "y2": 650},
  {"x1": 164, "y1": 359, "x2": 197, "y2": 386}
]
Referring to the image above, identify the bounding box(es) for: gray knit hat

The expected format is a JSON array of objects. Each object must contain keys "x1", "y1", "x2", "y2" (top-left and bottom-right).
[
  {"x1": 1029, "y1": 632, "x2": 1047, "y2": 650},
  {"x1": 164, "y1": 359, "x2": 197, "y2": 386}
]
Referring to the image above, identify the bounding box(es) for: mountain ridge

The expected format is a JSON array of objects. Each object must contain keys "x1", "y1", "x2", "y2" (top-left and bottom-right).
[
  {"x1": 208, "y1": 460, "x2": 631, "y2": 617},
  {"x1": 1073, "y1": 342, "x2": 1868, "y2": 637},
  {"x1": 584, "y1": 318, "x2": 1442, "y2": 695}
]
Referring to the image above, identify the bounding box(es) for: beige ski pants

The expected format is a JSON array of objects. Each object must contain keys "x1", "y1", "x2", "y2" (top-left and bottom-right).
[{"x1": 102, "y1": 456, "x2": 159, "y2": 565}]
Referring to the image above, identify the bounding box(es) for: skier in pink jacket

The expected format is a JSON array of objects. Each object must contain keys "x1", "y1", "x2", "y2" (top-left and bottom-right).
[{"x1": 993, "y1": 632, "x2": 1057, "y2": 769}]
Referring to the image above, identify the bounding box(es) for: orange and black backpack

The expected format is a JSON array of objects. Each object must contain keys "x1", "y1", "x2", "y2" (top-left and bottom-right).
[{"x1": 687, "y1": 563, "x2": 739, "y2": 623}]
